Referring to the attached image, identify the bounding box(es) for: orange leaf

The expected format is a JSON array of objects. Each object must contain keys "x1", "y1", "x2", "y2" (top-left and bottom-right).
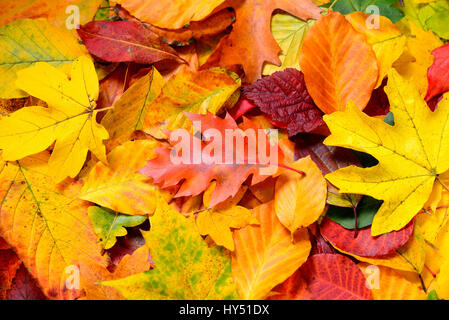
[
  {"x1": 204, "y1": 0, "x2": 321, "y2": 83},
  {"x1": 232, "y1": 201, "x2": 311, "y2": 299},
  {"x1": 0, "y1": 0, "x2": 102, "y2": 27},
  {"x1": 274, "y1": 156, "x2": 327, "y2": 233},
  {"x1": 299, "y1": 11, "x2": 379, "y2": 113}
]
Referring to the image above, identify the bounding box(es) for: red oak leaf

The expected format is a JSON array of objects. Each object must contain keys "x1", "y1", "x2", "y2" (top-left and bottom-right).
[
  {"x1": 426, "y1": 43, "x2": 449, "y2": 102},
  {"x1": 243, "y1": 68, "x2": 324, "y2": 137},
  {"x1": 320, "y1": 217, "x2": 414, "y2": 258},
  {"x1": 139, "y1": 113, "x2": 283, "y2": 207},
  {"x1": 78, "y1": 21, "x2": 186, "y2": 65},
  {"x1": 300, "y1": 254, "x2": 372, "y2": 300}
]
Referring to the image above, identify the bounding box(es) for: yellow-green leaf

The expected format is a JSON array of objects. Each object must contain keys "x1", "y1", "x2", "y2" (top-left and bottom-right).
[
  {"x1": 88, "y1": 206, "x2": 147, "y2": 250},
  {"x1": 0, "y1": 56, "x2": 109, "y2": 182},
  {"x1": 324, "y1": 70, "x2": 449, "y2": 236},
  {"x1": 101, "y1": 199, "x2": 239, "y2": 300},
  {"x1": 263, "y1": 14, "x2": 314, "y2": 75},
  {"x1": 0, "y1": 19, "x2": 89, "y2": 98}
]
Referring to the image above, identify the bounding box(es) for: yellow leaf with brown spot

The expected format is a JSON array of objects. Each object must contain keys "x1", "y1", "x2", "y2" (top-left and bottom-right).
[{"x1": 0, "y1": 153, "x2": 108, "y2": 299}]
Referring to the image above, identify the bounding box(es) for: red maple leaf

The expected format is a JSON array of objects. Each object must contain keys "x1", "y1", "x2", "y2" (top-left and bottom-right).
[{"x1": 139, "y1": 113, "x2": 288, "y2": 207}]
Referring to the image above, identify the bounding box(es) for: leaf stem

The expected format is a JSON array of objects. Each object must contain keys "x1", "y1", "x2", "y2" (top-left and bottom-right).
[
  {"x1": 95, "y1": 106, "x2": 115, "y2": 113},
  {"x1": 353, "y1": 205, "x2": 358, "y2": 238}
]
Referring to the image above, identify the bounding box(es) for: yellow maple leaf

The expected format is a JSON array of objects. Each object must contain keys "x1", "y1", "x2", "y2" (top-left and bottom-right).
[
  {"x1": 0, "y1": 56, "x2": 108, "y2": 182},
  {"x1": 394, "y1": 20, "x2": 442, "y2": 96},
  {"x1": 324, "y1": 69, "x2": 449, "y2": 236},
  {"x1": 197, "y1": 182, "x2": 257, "y2": 251}
]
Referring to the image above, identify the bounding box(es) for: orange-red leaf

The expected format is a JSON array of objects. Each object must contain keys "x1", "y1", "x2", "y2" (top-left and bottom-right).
[
  {"x1": 139, "y1": 113, "x2": 280, "y2": 207},
  {"x1": 320, "y1": 217, "x2": 415, "y2": 258},
  {"x1": 301, "y1": 254, "x2": 372, "y2": 300}
]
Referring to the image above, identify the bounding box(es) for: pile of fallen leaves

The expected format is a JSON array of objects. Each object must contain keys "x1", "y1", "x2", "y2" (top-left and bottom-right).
[{"x1": 0, "y1": 0, "x2": 449, "y2": 300}]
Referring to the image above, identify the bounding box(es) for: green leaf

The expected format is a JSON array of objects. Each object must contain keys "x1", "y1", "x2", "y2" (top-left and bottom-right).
[
  {"x1": 427, "y1": 289, "x2": 442, "y2": 300},
  {"x1": 88, "y1": 206, "x2": 147, "y2": 250},
  {"x1": 327, "y1": 0, "x2": 404, "y2": 23},
  {"x1": 101, "y1": 199, "x2": 239, "y2": 299},
  {"x1": 0, "y1": 19, "x2": 88, "y2": 98},
  {"x1": 327, "y1": 196, "x2": 383, "y2": 229}
]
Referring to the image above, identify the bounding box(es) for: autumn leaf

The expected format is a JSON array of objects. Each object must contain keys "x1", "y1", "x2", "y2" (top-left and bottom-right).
[
  {"x1": 80, "y1": 140, "x2": 171, "y2": 215},
  {"x1": 147, "y1": 9, "x2": 235, "y2": 46},
  {"x1": 0, "y1": 0, "x2": 102, "y2": 27},
  {"x1": 0, "y1": 153, "x2": 108, "y2": 299},
  {"x1": 78, "y1": 21, "x2": 186, "y2": 65},
  {"x1": 113, "y1": 0, "x2": 227, "y2": 29},
  {"x1": 4, "y1": 265, "x2": 47, "y2": 300},
  {"x1": 321, "y1": 217, "x2": 415, "y2": 257},
  {"x1": 359, "y1": 263, "x2": 426, "y2": 300},
  {"x1": 394, "y1": 20, "x2": 442, "y2": 96},
  {"x1": 329, "y1": 0, "x2": 404, "y2": 23},
  {"x1": 300, "y1": 254, "x2": 372, "y2": 300},
  {"x1": 299, "y1": 11, "x2": 379, "y2": 113},
  {"x1": 267, "y1": 268, "x2": 312, "y2": 300},
  {"x1": 197, "y1": 183, "x2": 258, "y2": 251},
  {"x1": 425, "y1": 43, "x2": 449, "y2": 101},
  {"x1": 204, "y1": 0, "x2": 321, "y2": 82},
  {"x1": 296, "y1": 134, "x2": 362, "y2": 208},
  {"x1": 243, "y1": 68, "x2": 325, "y2": 137},
  {"x1": 345, "y1": 12, "x2": 407, "y2": 88},
  {"x1": 140, "y1": 113, "x2": 280, "y2": 207},
  {"x1": 142, "y1": 68, "x2": 241, "y2": 139},
  {"x1": 0, "y1": 56, "x2": 109, "y2": 182},
  {"x1": 88, "y1": 206, "x2": 146, "y2": 250},
  {"x1": 101, "y1": 68, "x2": 165, "y2": 149},
  {"x1": 232, "y1": 201, "x2": 311, "y2": 299},
  {"x1": 0, "y1": 19, "x2": 89, "y2": 98},
  {"x1": 263, "y1": 14, "x2": 314, "y2": 75},
  {"x1": 101, "y1": 199, "x2": 239, "y2": 299},
  {"x1": 324, "y1": 69, "x2": 449, "y2": 236},
  {"x1": 0, "y1": 249, "x2": 21, "y2": 299},
  {"x1": 274, "y1": 156, "x2": 327, "y2": 233}
]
